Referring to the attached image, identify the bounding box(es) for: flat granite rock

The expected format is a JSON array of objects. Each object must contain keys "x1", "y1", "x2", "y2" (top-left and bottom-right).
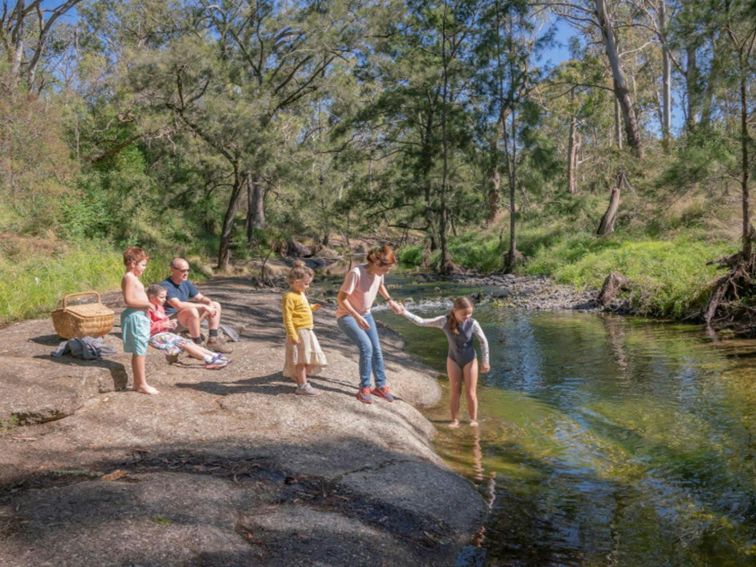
[{"x1": 0, "y1": 280, "x2": 487, "y2": 566}]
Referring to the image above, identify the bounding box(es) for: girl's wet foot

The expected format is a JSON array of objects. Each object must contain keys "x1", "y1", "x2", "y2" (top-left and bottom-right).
[
  {"x1": 469, "y1": 420, "x2": 479, "y2": 427},
  {"x1": 134, "y1": 385, "x2": 159, "y2": 395}
]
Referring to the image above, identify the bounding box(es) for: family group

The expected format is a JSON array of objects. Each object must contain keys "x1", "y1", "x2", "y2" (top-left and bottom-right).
[{"x1": 121, "y1": 244, "x2": 489, "y2": 427}]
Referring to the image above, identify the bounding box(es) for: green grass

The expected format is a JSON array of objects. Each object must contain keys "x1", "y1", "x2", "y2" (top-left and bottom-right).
[
  {"x1": 449, "y1": 233, "x2": 504, "y2": 272},
  {"x1": 0, "y1": 241, "x2": 174, "y2": 325},
  {"x1": 398, "y1": 225, "x2": 736, "y2": 319},
  {"x1": 540, "y1": 237, "x2": 736, "y2": 317}
]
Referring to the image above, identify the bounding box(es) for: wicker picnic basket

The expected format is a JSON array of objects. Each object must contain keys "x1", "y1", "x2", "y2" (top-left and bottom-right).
[{"x1": 51, "y1": 291, "x2": 115, "y2": 339}]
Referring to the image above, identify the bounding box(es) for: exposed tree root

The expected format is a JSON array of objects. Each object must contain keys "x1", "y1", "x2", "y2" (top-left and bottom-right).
[
  {"x1": 598, "y1": 272, "x2": 630, "y2": 306},
  {"x1": 703, "y1": 253, "x2": 756, "y2": 333}
]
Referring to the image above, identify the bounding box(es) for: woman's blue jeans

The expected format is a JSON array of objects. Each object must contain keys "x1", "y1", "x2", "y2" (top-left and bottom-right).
[{"x1": 337, "y1": 313, "x2": 386, "y2": 389}]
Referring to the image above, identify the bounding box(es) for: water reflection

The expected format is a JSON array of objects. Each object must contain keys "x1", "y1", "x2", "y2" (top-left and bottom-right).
[{"x1": 376, "y1": 305, "x2": 756, "y2": 565}]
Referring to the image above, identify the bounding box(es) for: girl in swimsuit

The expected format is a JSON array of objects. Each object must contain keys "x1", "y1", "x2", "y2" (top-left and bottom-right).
[{"x1": 401, "y1": 297, "x2": 490, "y2": 428}]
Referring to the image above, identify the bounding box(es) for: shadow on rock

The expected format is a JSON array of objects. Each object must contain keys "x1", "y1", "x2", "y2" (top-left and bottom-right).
[
  {"x1": 0, "y1": 438, "x2": 486, "y2": 566},
  {"x1": 35, "y1": 352, "x2": 128, "y2": 392},
  {"x1": 175, "y1": 372, "x2": 361, "y2": 400}
]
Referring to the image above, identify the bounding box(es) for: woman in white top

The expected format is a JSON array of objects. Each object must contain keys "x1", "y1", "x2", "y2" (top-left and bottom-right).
[
  {"x1": 401, "y1": 297, "x2": 490, "y2": 427},
  {"x1": 336, "y1": 244, "x2": 403, "y2": 404}
]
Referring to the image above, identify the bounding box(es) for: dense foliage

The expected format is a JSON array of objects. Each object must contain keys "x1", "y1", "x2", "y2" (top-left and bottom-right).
[{"x1": 0, "y1": 0, "x2": 753, "y2": 320}]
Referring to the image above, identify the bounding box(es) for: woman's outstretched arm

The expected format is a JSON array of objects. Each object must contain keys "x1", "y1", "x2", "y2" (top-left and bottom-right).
[{"x1": 402, "y1": 309, "x2": 447, "y2": 329}]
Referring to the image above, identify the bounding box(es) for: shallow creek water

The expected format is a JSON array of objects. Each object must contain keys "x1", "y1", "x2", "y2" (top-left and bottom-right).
[{"x1": 372, "y1": 282, "x2": 755, "y2": 566}]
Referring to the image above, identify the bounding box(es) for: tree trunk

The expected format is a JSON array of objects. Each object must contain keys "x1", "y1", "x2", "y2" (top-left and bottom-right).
[
  {"x1": 700, "y1": 33, "x2": 723, "y2": 130},
  {"x1": 488, "y1": 166, "x2": 501, "y2": 222},
  {"x1": 438, "y1": 12, "x2": 453, "y2": 275},
  {"x1": 10, "y1": 0, "x2": 25, "y2": 82},
  {"x1": 504, "y1": 108, "x2": 519, "y2": 273},
  {"x1": 217, "y1": 169, "x2": 244, "y2": 270},
  {"x1": 567, "y1": 112, "x2": 580, "y2": 194},
  {"x1": 245, "y1": 173, "x2": 265, "y2": 246},
  {"x1": 501, "y1": 7, "x2": 521, "y2": 274},
  {"x1": 421, "y1": 110, "x2": 436, "y2": 253},
  {"x1": 660, "y1": 0, "x2": 671, "y2": 147},
  {"x1": 614, "y1": 97, "x2": 623, "y2": 149},
  {"x1": 737, "y1": 50, "x2": 751, "y2": 258},
  {"x1": 597, "y1": 171, "x2": 625, "y2": 236},
  {"x1": 245, "y1": 172, "x2": 254, "y2": 246},
  {"x1": 685, "y1": 45, "x2": 699, "y2": 132},
  {"x1": 595, "y1": 0, "x2": 643, "y2": 156},
  {"x1": 487, "y1": 132, "x2": 501, "y2": 223}
]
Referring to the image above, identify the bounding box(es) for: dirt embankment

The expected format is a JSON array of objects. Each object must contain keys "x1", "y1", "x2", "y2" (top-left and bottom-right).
[{"x1": 0, "y1": 278, "x2": 486, "y2": 566}]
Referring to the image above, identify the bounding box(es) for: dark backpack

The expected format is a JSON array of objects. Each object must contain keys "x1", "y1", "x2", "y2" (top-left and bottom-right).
[{"x1": 51, "y1": 336, "x2": 116, "y2": 360}]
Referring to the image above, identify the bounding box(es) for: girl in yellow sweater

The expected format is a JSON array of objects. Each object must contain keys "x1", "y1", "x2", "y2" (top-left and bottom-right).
[{"x1": 282, "y1": 260, "x2": 328, "y2": 395}]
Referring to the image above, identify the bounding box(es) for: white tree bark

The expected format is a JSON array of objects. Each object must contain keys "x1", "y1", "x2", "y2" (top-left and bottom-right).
[{"x1": 595, "y1": 0, "x2": 643, "y2": 156}]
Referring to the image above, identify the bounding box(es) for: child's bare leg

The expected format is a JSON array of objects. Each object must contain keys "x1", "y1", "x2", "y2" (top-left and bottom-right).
[
  {"x1": 294, "y1": 364, "x2": 307, "y2": 387},
  {"x1": 463, "y1": 359, "x2": 479, "y2": 426},
  {"x1": 182, "y1": 341, "x2": 214, "y2": 361},
  {"x1": 447, "y1": 357, "x2": 462, "y2": 428},
  {"x1": 132, "y1": 354, "x2": 158, "y2": 395}
]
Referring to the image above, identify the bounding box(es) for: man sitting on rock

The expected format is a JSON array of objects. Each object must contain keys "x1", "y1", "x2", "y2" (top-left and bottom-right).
[{"x1": 161, "y1": 257, "x2": 232, "y2": 353}]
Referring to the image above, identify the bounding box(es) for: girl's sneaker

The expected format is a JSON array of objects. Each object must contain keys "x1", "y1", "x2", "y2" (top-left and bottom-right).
[
  {"x1": 295, "y1": 383, "x2": 319, "y2": 396},
  {"x1": 356, "y1": 387, "x2": 373, "y2": 404},
  {"x1": 371, "y1": 386, "x2": 395, "y2": 402},
  {"x1": 204, "y1": 354, "x2": 229, "y2": 370}
]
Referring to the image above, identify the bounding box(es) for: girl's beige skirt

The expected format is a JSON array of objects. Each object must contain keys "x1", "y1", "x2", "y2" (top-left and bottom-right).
[{"x1": 283, "y1": 328, "x2": 328, "y2": 378}]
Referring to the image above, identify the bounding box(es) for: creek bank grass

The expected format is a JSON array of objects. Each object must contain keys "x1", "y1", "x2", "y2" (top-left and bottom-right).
[
  {"x1": 0, "y1": 241, "x2": 174, "y2": 325},
  {"x1": 399, "y1": 229, "x2": 736, "y2": 319},
  {"x1": 528, "y1": 237, "x2": 735, "y2": 317}
]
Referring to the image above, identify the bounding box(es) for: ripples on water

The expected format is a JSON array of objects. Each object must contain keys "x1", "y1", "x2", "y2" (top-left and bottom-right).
[{"x1": 376, "y1": 300, "x2": 756, "y2": 566}]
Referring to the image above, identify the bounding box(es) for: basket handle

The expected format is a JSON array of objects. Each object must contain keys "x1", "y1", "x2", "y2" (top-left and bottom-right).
[{"x1": 61, "y1": 291, "x2": 101, "y2": 308}]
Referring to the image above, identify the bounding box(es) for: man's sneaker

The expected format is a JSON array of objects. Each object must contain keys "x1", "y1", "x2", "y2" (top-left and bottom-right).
[
  {"x1": 371, "y1": 386, "x2": 395, "y2": 402},
  {"x1": 295, "y1": 383, "x2": 319, "y2": 396},
  {"x1": 207, "y1": 336, "x2": 233, "y2": 353},
  {"x1": 165, "y1": 353, "x2": 180, "y2": 365},
  {"x1": 204, "y1": 354, "x2": 230, "y2": 370},
  {"x1": 356, "y1": 387, "x2": 373, "y2": 404}
]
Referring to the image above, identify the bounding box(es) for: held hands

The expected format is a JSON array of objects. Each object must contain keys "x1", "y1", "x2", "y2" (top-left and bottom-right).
[
  {"x1": 311, "y1": 303, "x2": 321, "y2": 312},
  {"x1": 287, "y1": 336, "x2": 299, "y2": 345},
  {"x1": 167, "y1": 319, "x2": 178, "y2": 331},
  {"x1": 387, "y1": 299, "x2": 404, "y2": 315},
  {"x1": 356, "y1": 315, "x2": 370, "y2": 330},
  {"x1": 481, "y1": 363, "x2": 491, "y2": 374}
]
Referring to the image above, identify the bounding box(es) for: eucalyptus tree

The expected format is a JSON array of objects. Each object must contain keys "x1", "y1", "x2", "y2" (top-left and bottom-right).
[
  {"x1": 339, "y1": 0, "x2": 479, "y2": 272},
  {"x1": 721, "y1": 0, "x2": 755, "y2": 260},
  {"x1": 540, "y1": 56, "x2": 610, "y2": 196},
  {"x1": 474, "y1": 0, "x2": 545, "y2": 272},
  {"x1": 667, "y1": 0, "x2": 730, "y2": 134},
  {"x1": 0, "y1": 0, "x2": 83, "y2": 90},
  {"x1": 0, "y1": 1, "x2": 85, "y2": 235},
  {"x1": 82, "y1": 0, "x2": 365, "y2": 267},
  {"x1": 190, "y1": 1, "x2": 365, "y2": 266},
  {"x1": 628, "y1": 0, "x2": 674, "y2": 146},
  {"x1": 540, "y1": 0, "x2": 644, "y2": 156},
  {"x1": 701, "y1": 0, "x2": 755, "y2": 326}
]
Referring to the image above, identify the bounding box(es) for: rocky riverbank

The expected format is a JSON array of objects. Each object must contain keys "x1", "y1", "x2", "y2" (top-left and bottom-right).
[
  {"x1": 0, "y1": 278, "x2": 487, "y2": 566},
  {"x1": 409, "y1": 272, "x2": 600, "y2": 311}
]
